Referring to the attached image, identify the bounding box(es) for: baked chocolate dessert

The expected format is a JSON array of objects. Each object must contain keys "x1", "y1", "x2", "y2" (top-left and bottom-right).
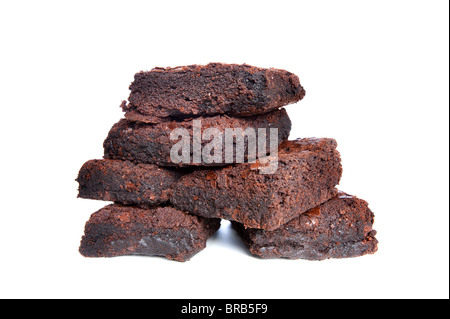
[
  {"x1": 232, "y1": 192, "x2": 378, "y2": 260},
  {"x1": 104, "y1": 109, "x2": 291, "y2": 167},
  {"x1": 76, "y1": 159, "x2": 181, "y2": 206},
  {"x1": 79, "y1": 204, "x2": 221, "y2": 262},
  {"x1": 170, "y1": 138, "x2": 343, "y2": 231},
  {"x1": 122, "y1": 63, "x2": 305, "y2": 123}
]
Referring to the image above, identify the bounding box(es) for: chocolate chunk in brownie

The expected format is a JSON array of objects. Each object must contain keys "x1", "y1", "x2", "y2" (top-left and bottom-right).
[
  {"x1": 122, "y1": 63, "x2": 305, "y2": 123},
  {"x1": 79, "y1": 204, "x2": 221, "y2": 262},
  {"x1": 76, "y1": 159, "x2": 181, "y2": 206},
  {"x1": 170, "y1": 138, "x2": 343, "y2": 231},
  {"x1": 104, "y1": 109, "x2": 291, "y2": 167},
  {"x1": 232, "y1": 192, "x2": 378, "y2": 260}
]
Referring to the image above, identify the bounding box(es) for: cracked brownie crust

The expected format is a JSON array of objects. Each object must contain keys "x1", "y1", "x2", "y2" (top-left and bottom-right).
[
  {"x1": 170, "y1": 138, "x2": 343, "y2": 231},
  {"x1": 122, "y1": 63, "x2": 305, "y2": 123}
]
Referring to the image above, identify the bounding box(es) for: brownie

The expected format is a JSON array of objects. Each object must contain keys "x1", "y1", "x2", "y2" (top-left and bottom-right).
[
  {"x1": 76, "y1": 159, "x2": 181, "y2": 206},
  {"x1": 232, "y1": 192, "x2": 378, "y2": 260},
  {"x1": 79, "y1": 204, "x2": 221, "y2": 262},
  {"x1": 170, "y1": 138, "x2": 343, "y2": 231},
  {"x1": 104, "y1": 109, "x2": 291, "y2": 167},
  {"x1": 121, "y1": 63, "x2": 305, "y2": 123}
]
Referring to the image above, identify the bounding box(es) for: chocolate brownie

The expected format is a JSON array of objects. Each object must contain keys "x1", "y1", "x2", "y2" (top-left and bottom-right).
[
  {"x1": 79, "y1": 204, "x2": 221, "y2": 262},
  {"x1": 170, "y1": 138, "x2": 343, "y2": 231},
  {"x1": 76, "y1": 159, "x2": 181, "y2": 206},
  {"x1": 104, "y1": 109, "x2": 291, "y2": 167},
  {"x1": 232, "y1": 192, "x2": 378, "y2": 260},
  {"x1": 122, "y1": 63, "x2": 305, "y2": 123}
]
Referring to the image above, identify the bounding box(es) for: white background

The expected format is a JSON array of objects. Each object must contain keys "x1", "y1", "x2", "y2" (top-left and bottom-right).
[{"x1": 0, "y1": 0, "x2": 448, "y2": 299}]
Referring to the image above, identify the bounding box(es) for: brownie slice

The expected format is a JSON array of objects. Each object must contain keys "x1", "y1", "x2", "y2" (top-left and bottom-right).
[
  {"x1": 170, "y1": 138, "x2": 343, "y2": 231},
  {"x1": 76, "y1": 159, "x2": 181, "y2": 206},
  {"x1": 122, "y1": 63, "x2": 305, "y2": 123},
  {"x1": 232, "y1": 192, "x2": 378, "y2": 260},
  {"x1": 104, "y1": 109, "x2": 291, "y2": 167},
  {"x1": 79, "y1": 204, "x2": 221, "y2": 262}
]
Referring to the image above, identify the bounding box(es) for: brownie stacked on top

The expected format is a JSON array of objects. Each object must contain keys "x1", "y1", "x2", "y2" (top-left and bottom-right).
[{"x1": 76, "y1": 63, "x2": 378, "y2": 262}]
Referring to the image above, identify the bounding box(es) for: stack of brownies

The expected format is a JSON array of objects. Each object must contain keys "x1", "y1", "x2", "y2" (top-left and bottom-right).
[{"x1": 77, "y1": 63, "x2": 378, "y2": 262}]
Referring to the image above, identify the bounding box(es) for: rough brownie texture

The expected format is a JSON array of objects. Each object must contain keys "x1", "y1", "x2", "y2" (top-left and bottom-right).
[
  {"x1": 76, "y1": 159, "x2": 181, "y2": 206},
  {"x1": 170, "y1": 138, "x2": 343, "y2": 231},
  {"x1": 104, "y1": 109, "x2": 291, "y2": 167},
  {"x1": 79, "y1": 204, "x2": 221, "y2": 262},
  {"x1": 232, "y1": 192, "x2": 378, "y2": 260},
  {"x1": 121, "y1": 63, "x2": 305, "y2": 123}
]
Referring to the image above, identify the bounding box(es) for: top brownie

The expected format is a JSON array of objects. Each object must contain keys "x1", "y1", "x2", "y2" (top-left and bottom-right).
[{"x1": 121, "y1": 63, "x2": 306, "y2": 123}]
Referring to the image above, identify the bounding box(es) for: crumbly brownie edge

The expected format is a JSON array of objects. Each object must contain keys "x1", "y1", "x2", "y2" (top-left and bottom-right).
[
  {"x1": 232, "y1": 193, "x2": 378, "y2": 260},
  {"x1": 76, "y1": 159, "x2": 182, "y2": 206},
  {"x1": 79, "y1": 204, "x2": 221, "y2": 262}
]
